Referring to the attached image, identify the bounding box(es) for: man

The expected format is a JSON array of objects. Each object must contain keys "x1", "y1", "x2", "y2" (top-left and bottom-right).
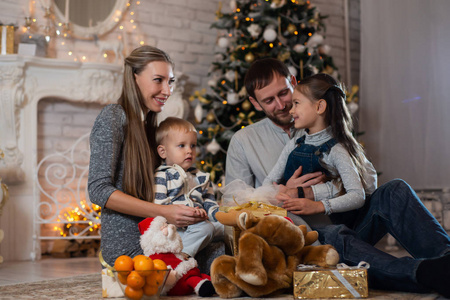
[{"x1": 225, "y1": 58, "x2": 450, "y2": 297}]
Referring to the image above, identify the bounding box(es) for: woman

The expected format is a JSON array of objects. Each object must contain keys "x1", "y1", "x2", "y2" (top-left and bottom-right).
[{"x1": 88, "y1": 45, "x2": 206, "y2": 266}]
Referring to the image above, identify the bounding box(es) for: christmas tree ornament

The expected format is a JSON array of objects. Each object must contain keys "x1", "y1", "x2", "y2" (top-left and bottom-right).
[
  {"x1": 245, "y1": 52, "x2": 255, "y2": 63},
  {"x1": 194, "y1": 102, "x2": 203, "y2": 123},
  {"x1": 238, "y1": 86, "x2": 247, "y2": 98},
  {"x1": 227, "y1": 91, "x2": 240, "y2": 105},
  {"x1": 218, "y1": 37, "x2": 229, "y2": 48},
  {"x1": 277, "y1": 51, "x2": 290, "y2": 62},
  {"x1": 307, "y1": 34, "x2": 324, "y2": 47},
  {"x1": 206, "y1": 111, "x2": 215, "y2": 123},
  {"x1": 225, "y1": 70, "x2": 236, "y2": 82},
  {"x1": 247, "y1": 24, "x2": 262, "y2": 38},
  {"x1": 208, "y1": 78, "x2": 217, "y2": 87},
  {"x1": 263, "y1": 26, "x2": 277, "y2": 42},
  {"x1": 347, "y1": 102, "x2": 359, "y2": 115},
  {"x1": 318, "y1": 44, "x2": 331, "y2": 55},
  {"x1": 270, "y1": 0, "x2": 286, "y2": 9},
  {"x1": 288, "y1": 65, "x2": 298, "y2": 77},
  {"x1": 206, "y1": 138, "x2": 221, "y2": 155},
  {"x1": 300, "y1": 23, "x2": 306, "y2": 29},
  {"x1": 242, "y1": 100, "x2": 252, "y2": 111},
  {"x1": 215, "y1": 1, "x2": 223, "y2": 19},
  {"x1": 293, "y1": 44, "x2": 306, "y2": 53},
  {"x1": 230, "y1": 0, "x2": 237, "y2": 11},
  {"x1": 287, "y1": 23, "x2": 297, "y2": 34},
  {"x1": 323, "y1": 65, "x2": 335, "y2": 74}
]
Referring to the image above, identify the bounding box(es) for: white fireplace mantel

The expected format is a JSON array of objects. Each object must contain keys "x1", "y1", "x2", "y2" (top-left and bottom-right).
[
  {"x1": 0, "y1": 55, "x2": 123, "y2": 184},
  {"x1": 0, "y1": 55, "x2": 122, "y2": 261},
  {"x1": 0, "y1": 55, "x2": 190, "y2": 261}
]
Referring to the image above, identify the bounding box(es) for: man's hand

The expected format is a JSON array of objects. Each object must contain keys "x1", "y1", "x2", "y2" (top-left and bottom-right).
[
  {"x1": 276, "y1": 192, "x2": 325, "y2": 215},
  {"x1": 277, "y1": 185, "x2": 315, "y2": 200},
  {"x1": 285, "y1": 166, "x2": 326, "y2": 188}
]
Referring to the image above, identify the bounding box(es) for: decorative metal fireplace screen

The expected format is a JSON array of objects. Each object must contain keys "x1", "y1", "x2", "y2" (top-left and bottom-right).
[{"x1": 33, "y1": 132, "x2": 100, "y2": 260}]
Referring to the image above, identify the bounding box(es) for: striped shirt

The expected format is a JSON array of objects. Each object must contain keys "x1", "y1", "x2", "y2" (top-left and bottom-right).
[{"x1": 154, "y1": 164, "x2": 219, "y2": 221}]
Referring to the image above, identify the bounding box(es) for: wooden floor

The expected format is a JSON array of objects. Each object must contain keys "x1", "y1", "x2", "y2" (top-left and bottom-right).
[
  {"x1": 0, "y1": 237, "x2": 407, "y2": 287},
  {"x1": 0, "y1": 256, "x2": 102, "y2": 286}
]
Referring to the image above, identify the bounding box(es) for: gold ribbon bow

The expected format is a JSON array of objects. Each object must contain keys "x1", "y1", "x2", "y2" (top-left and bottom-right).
[
  {"x1": 202, "y1": 158, "x2": 223, "y2": 183},
  {"x1": 189, "y1": 89, "x2": 210, "y2": 104},
  {"x1": 99, "y1": 251, "x2": 115, "y2": 277},
  {"x1": 237, "y1": 111, "x2": 256, "y2": 126},
  {"x1": 346, "y1": 85, "x2": 359, "y2": 103},
  {"x1": 207, "y1": 125, "x2": 221, "y2": 138}
]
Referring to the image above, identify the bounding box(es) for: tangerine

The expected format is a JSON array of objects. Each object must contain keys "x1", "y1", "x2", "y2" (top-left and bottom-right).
[
  {"x1": 143, "y1": 283, "x2": 159, "y2": 296},
  {"x1": 117, "y1": 271, "x2": 128, "y2": 285},
  {"x1": 146, "y1": 270, "x2": 166, "y2": 287},
  {"x1": 153, "y1": 259, "x2": 167, "y2": 270},
  {"x1": 114, "y1": 255, "x2": 134, "y2": 275},
  {"x1": 124, "y1": 285, "x2": 144, "y2": 300},
  {"x1": 127, "y1": 270, "x2": 145, "y2": 289},
  {"x1": 151, "y1": 259, "x2": 168, "y2": 284},
  {"x1": 133, "y1": 255, "x2": 154, "y2": 277}
]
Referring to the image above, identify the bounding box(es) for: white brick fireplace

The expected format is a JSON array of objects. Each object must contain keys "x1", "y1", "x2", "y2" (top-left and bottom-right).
[
  {"x1": 0, "y1": 55, "x2": 122, "y2": 261},
  {"x1": 0, "y1": 55, "x2": 190, "y2": 261}
]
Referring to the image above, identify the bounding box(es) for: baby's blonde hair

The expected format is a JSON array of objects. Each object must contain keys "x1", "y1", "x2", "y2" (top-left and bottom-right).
[{"x1": 156, "y1": 117, "x2": 197, "y2": 145}]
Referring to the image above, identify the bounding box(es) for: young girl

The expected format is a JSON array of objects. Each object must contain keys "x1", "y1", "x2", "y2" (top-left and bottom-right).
[
  {"x1": 88, "y1": 46, "x2": 206, "y2": 267},
  {"x1": 263, "y1": 73, "x2": 377, "y2": 220}
]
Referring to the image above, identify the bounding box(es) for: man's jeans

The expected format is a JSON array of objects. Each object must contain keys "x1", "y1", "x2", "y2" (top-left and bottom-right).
[{"x1": 315, "y1": 179, "x2": 450, "y2": 293}]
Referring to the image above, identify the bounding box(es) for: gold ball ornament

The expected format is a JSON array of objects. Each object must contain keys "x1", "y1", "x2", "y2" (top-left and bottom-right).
[
  {"x1": 245, "y1": 52, "x2": 255, "y2": 63},
  {"x1": 287, "y1": 23, "x2": 296, "y2": 34},
  {"x1": 206, "y1": 112, "x2": 215, "y2": 123},
  {"x1": 242, "y1": 100, "x2": 252, "y2": 111}
]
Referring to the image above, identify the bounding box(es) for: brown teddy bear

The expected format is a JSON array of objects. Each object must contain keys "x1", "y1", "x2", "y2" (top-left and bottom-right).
[{"x1": 210, "y1": 210, "x2": 339, "y2": 298}]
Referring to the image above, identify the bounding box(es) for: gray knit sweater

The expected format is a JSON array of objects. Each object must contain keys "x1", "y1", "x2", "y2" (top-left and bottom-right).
[{"x1": 88, "y1": 104, "x2": 144, "y2": 266}]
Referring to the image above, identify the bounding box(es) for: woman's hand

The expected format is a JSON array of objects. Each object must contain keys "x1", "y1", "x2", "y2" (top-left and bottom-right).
[
  {"x1": 162, "y1": 205, "x2": 207, "y2": 228},
  {"x1": 276, "y1": 192, "x2": 325, "y2": 215},
  {"x1": 285, "y1": 166, "x2": 326, "y2": 189}
]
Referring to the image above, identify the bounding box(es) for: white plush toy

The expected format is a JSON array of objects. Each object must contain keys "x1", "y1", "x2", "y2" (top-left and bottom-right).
[{"x1": 138, "y1": 216, "x2": 215, "y2": 297}]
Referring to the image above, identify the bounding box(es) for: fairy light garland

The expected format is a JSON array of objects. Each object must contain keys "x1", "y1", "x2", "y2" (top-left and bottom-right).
[{"x1": 22, "y1": 0, "x2": 145, "y2": 62}]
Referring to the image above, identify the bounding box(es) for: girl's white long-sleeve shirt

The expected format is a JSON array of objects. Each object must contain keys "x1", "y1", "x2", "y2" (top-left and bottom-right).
[{"x1": 263, "y1": 127, "x2": 378, "y2": 214}]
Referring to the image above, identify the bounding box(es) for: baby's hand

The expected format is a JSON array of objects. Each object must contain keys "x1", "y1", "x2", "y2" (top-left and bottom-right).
[{"x1": 194, "y1": 207, "x2": 208, "y2": 219}]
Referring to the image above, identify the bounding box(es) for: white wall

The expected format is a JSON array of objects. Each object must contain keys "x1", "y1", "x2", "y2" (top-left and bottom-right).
[
  {"x1": 360, "y1": 0, "x2": 450, "y2": 189},
  {"x1": 0, "y1": 0, "x2": 356, "y2": 261}
]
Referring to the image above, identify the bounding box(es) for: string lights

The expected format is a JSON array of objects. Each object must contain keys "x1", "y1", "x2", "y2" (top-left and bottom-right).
[{"x1": 20, "y1": 0, "x2": 146, "y2": 63}]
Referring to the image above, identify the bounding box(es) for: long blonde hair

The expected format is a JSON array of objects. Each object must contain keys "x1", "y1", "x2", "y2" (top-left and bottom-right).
[{"x1": 118, "y1": 45, "x2": 174, "y2": 201}]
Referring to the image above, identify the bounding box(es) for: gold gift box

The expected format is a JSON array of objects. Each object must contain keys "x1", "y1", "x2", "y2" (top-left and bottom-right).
[
  {"x1": 221, "y1": 201, "x2": 287, "y2": 255},
  {"x1": 294, "y1": 266, "x2": 368, "y2": 299},
  {"x1": 0, "y1": 25, "x2": 14, "y2": 54},
  {"x1": 220, "y1": 200, "x2": 287, "y2": 218}
]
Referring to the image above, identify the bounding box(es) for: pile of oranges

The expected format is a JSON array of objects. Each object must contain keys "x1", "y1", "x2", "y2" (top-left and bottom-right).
[{"x1": 114, "y1": 254, "x2": 168, "y2": 300}]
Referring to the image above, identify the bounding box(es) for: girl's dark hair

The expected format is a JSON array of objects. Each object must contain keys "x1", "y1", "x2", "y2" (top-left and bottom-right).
[
  {"x1": 118, "y1": 45, "x2": 174, "y2": 201},
  {"x1": 297, "y1": 73, "x2": 368, "y2": 189}
]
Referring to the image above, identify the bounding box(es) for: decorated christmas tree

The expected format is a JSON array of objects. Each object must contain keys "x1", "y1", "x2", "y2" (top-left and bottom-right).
[{"x1": 190, "y1": 0, "x2": 340, "y2": 187}]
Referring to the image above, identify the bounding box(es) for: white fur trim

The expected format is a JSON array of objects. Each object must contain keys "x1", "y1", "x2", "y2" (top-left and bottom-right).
[
  {"x1": 173, "y1": 254, "x2": 198, "y2": 279},
  {"x1": 194, "y1": 278, "x2": 209, "y2": 295},
  {"x1": 159, "y1": 255, "x2": 198, "y2": 294},
  {"x1": 140, "y1": 216, "x2": 182, "y2": 256}
]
